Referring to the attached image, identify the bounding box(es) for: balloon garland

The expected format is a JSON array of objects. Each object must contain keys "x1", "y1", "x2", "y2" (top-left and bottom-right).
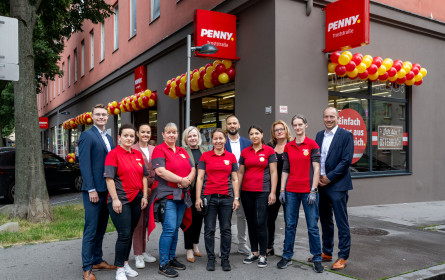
[
  {"x1": 62, "y1": 112, "x2": 93, "y2": 130},
  {"x1": 107, "y1": 89, "x2": 157, "y2": 116},
  {"x1": 328, "y1": 51, "x2": 427, "y2": 86}
]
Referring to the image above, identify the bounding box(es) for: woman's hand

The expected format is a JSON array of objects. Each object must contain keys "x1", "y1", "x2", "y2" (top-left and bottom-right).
[
  {"x1": 268, "y1": 192, "x2": 276, "y2": 205},
  {"x1": 233, "y1": 199, "x2": 240, "y2": 211},
  {"x1": 180, "y1": 177, "x2": 192, "y2": 188},
  {"x1": 112, "y1": 199, "x2": 122, "y2": 214},
  {"x1": 141, "y1": 197, "x2": 148, "y2": 210},
  {"x1": 195, "y1": 197, "x2": 203, "y2": 211}
]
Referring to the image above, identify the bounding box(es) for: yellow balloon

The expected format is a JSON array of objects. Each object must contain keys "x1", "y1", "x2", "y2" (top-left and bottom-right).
[
  {"x1": 143, "y1": 89, "x2": 152, "y2": 98},
  {"x1": 203, "y1": 73, "x2": 212, "y2": 82},
  {"x1": 377, "y1": 65, "x2": 387, "y2": 76},
  {"x1": 338, "y1": 54, "x2": 350, "y2": 65},
  {"x1": 362, "y1": 57, "x2": 372, "y2": 68},
  {"x1": 204, "y1": 80, "x2": 215, "y2": 88},
  {"x1": 222, "y1": 60, "x2": 232, "y2": 69},
  {"x1": 206, "y1": 66, "x2": 215, "y2": 75},
  {"x1": 191, "y1": 84, "x2": 200, "y2": 92},
  {"x1": 342, "y1": 51, "x2": 353, "y2": 59},
  {"x1": 420, "y1": 68, "x2": 427, "y2": 77},
  {"x1": 414, "y1": 73, "x2": 423, "y2": 82},
  {"x1": 328, "y1": 63, "x2": 338, "y2": 73},
  {"x1": 368, "y1": 72, "x2": 379, "y2": 80},
  {"x1": 180, "y1": 76, "x2": 187, "y2": 84},
  {"x1": 356, "y1": 62, "x2": 367, "y2": 73},
  {"x1": 363, "y1": 55, "x2": 373, "y2": 61},
  {"x1": 347, "y1": 69, "x2": 358, "y2": 78},
  {"x1": 396, "y1": 69, "x2": 406, "y2": 78},
  {"x1": 176, "y1": 75, "x2": 181, "y2": 81},
  {"x1": 199, "y1": 66, "x2": 205, "y2": 72},
  {"x1": 169, "y1": 91, "x2": 178, "y2": 99},
  {"x1": 213, "y1": 60, "x2": 222, "y2": 67},
  {"x1": 191, "y1": 78, "x2": 198, "y2": 87},
  {"x1": 403, "y1": 61, "x2": 412, "y2": 68},
  {"x1": 180, "y1": 86, "x2": 186, "y2": 95},
  {"x1": 402, "y1": 64, "x2": 411, "y2": 73},
  {"x1": 193, "y1": 72, "x2": 200, "y2": 80},
  {"x1": 111, "y1": 101, "x2": 118, "y2": 107},
  {"x1": 148, "y1": 99, "x2": 155, "y2": 107},
  {"x1": 218, "y1": 73, "x2": 230, "y2": 84},
  {"x1": 170, "y1": 81, "x2": 177, "y2": 88},
  {"x1": 405, "y1": 79, "x2": 415, "y2": 86},
  {"x1": 388, "y1": 75, "x2": 398, "y2": 82}
]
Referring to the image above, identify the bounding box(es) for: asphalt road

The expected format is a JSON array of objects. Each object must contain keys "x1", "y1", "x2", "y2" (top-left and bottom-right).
[{"x1": 0, "y1": 188, "x2": 82, "y2": 208}]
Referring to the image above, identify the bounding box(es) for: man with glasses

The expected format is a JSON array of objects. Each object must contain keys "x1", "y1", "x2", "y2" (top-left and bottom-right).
[{"x1": 79, "y1": 104, "x2": 116, "y2": 280}]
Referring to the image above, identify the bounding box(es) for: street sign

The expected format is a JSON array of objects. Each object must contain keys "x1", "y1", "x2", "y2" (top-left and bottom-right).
[{"x1": 0, "y1": 16, "x2": 19, "y2": 81}]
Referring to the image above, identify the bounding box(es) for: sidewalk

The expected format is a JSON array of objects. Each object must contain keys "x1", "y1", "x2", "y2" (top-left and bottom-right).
[{"x1": 1, "y1": 201, "x2": 445, "y2": 280}]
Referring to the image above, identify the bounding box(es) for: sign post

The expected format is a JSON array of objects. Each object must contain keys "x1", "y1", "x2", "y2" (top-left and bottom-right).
[{"x1": 0, "y1": 16, "x2": 19, "y2": 81}]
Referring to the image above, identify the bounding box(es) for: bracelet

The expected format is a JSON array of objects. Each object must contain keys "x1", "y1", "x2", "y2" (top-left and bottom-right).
[
  {"x1": 280, "y1": 190, "x2": 285, "y2": 193},
  {"x1": 142, "y1": 196, "x2": 148, "y2": 200},
  {"x1": 310, "y1": 188, "x2": 318, "y2": 193}
]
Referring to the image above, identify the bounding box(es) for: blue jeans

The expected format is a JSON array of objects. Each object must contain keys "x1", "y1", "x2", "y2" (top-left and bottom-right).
[
  {"x1": 159, "y1": 200, "x2": 186, "y2": 266},
  {"x1": 282, "y1": 191, "x2": 322, "y2": 262}
]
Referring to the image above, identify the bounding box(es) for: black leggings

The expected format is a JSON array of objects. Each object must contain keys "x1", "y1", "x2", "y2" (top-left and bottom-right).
[
  {"x1": 183, "y1": 192, "x2": 204, "y2": 249},
  {"x1": 241, "y1": 190, "x2": 269, "y2": 256},
  {"x1": 108, "y1": 193, "x2": 142, "y2": 267}
]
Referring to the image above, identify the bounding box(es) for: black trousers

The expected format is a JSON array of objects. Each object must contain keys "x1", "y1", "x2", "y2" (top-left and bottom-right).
[
  {"x1": 267, "y1": 198, "x2": 284, "y2": 249},
  {"x1": 241, "y1": 190, "x2": 269, "y2": 256},
  {"x1": 183, "y1": 192, "x2": 204, "y2": 249},
  {"x1": 204, "y1": 195, "x2": 234, "y2": 260},
  {"x1": 108, "y1": 193, "x2": 142, "y2": 267}
]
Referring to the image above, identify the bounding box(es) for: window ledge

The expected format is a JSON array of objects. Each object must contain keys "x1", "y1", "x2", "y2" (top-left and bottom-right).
[
  {"x1": 149, "y1": 15, "x2": 160, "y2": 25},
  {"x1": 112, "y1": 48, "x2": 119, "y2": 54},
  {"x1": 128, "y1": 33, "x2": 137, "y2": 41},
  {"x1": 351, "y1": 171, "x2": 412, "y2": 179}
]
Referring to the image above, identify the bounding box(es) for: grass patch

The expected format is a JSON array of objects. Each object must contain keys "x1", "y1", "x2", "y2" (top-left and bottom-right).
[{"x1": 0, "y1": 203, "x2": 116, "y2": 248}]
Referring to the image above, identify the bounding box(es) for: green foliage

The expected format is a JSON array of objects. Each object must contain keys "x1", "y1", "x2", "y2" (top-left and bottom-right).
[{"x1": 0, "y1": 82, "x2": 14, "y2": 137}]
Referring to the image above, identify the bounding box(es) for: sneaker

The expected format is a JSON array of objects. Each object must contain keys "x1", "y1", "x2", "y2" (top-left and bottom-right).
[
  {"x1": 143, "y1": 252, "x2": 156, "y2": 263},
  {"x1": 277, "y1": 257, "x2": 292, "y2": 269},
  {"x1": 221, "y1": 259, "x2": 231, "y2": 271},
  {"x1": 135, "y1": 255, "x2": 145, "y2": 269},
  {"x1": 243, "y1": 254, "x2": 259, "y2": 264},
  {"x1": 313, "y1": 261, "x2": 324, "y2": 273},
  {"x1": 257, "y1": 256, "x2": 267, "y2": 268},
  {"x1": 116, "y1": 267, "x2": 127, "y2": 280},
  {"x1": 206, "y1": 259, "x2": 215, "y2": 271},
  {"x1": 237, "y1": 244, "x2": 251, "y2": 255},
  {"x1": 124, "y1": 263, "x2": 138, "y2": 277},
  {"x1": 158, "y1": 264, "x2": 178, "y2": 278},
  {"x1": 169, "y1": 258, "x2": 186, "y2": 270}
]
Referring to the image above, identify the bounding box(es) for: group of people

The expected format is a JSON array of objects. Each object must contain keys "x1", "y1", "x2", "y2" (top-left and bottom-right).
[{"x1": 78, "y1": 104, "x2": 354, "y2": 280}]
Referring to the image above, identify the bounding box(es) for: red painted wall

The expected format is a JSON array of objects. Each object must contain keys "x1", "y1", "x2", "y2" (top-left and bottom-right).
[{"x1": 375, "y1": 0, "x2": 445, "y2": 22}]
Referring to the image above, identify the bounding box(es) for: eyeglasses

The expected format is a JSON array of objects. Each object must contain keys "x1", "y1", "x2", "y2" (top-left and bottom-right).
[
  {"x1": 274, "y1": 128, "x2": 285, "y2": 132},
  {"x1": 94, "y1": 113, "x2": 108, "y2": 117}
]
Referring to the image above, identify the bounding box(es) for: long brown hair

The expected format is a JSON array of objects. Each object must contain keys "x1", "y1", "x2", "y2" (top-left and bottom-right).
[{"x1": 269, "y1": 120, "x2": 293, "y2": 145}]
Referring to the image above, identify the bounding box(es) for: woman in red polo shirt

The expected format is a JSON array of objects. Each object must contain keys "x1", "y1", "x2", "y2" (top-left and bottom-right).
[
  {"x1": 104, "y1": 124, "x2": 149, "y2": 280},
  {"x1": 149, "y1": 122, "x2": 196, "y2": 278},
  {"x1": 239, "y1": 125, "x2": 278, "y2": 268},
  {"x1": 195, "y1": 128, "x2": 240, "y2": 272}
]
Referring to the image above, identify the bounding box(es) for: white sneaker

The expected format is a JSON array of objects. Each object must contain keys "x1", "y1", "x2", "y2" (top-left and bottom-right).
[
  {"x1": 142, "y1": 252, "x2": 156, "y2": 263},
  {"x1": 135, "y1": 255, "x2": 145, "y2": 269},
  {"x1": 237, "y1": 244, "x2": 251, "y2": 255},
  {"x1": 124, "y1": 263, "x2": 139, "y2": 277},
  {"x1": 116, "y1": 268, "x2": 127, "y2": 280}
]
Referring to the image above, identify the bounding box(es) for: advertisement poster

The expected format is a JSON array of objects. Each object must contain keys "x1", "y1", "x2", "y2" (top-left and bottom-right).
[
  {"x1": 378, "y1": 125, "x2": 403, "y2": 150},
  {"x1": 197, "y1": 123, "x2": 217, "y2": 150},
  {"x1": 338, "y1": 108, "x2": 367, "y2": 164}
]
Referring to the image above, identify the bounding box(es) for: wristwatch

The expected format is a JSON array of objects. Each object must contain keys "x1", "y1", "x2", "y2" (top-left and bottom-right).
[{"x1": 234, "y1": 197, "x2": 240, "y2": 201}]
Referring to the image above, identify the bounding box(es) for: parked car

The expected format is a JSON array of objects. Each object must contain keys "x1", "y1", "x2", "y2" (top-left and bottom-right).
[{"x1": 0, "y1": 147, "x2": 82, "y2": 203}]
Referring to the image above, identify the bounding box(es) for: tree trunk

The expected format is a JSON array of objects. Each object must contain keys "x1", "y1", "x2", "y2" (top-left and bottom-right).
[
  {"x1": 10, "y1": 0, "x2": 52, "y2": 222},
  {"x1": 0, "y1": 81, "x2": 7, "y2": 147}
]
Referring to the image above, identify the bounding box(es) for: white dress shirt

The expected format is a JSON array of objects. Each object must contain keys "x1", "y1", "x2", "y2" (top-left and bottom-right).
[
  {"x1": 141, "y1": 147, "x2": 150, "y2": 162},
  {"x1": 229, "y1": 135, "x2": 241, "y2": 163},
  {"x1": 94, "y1": 125, "x2": 111, "y2": 152},
  {"x1": 320, "y1": 125, "x2": 339, "y2": 176}
]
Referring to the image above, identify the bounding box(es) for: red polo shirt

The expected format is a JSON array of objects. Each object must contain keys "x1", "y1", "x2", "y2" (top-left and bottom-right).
[
  {"x1": 240, "y1": 144, "x2": 277, "y2": 192},
  {"x1": 151, "y1": 142, "x2": 193, "y2": 200},
  {"x1": 104, "y1": 146, "x2": 148, "y2": 204},
  {"x1": 283, "y1": 137, "x2": 320, "y2": 193},
  {"x1": 197, "y1": 149, "x2": 238, "y2": 196}
]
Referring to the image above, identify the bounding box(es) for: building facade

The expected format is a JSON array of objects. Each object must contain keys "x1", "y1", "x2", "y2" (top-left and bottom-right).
[{"x1": 38, "y1": 0, "x2": 445, "y2": 206}]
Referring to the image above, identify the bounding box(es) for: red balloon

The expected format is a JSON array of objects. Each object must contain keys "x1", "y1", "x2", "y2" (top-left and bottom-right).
[
  {"x1": 405, "y1": 71, "x2": 415, "y2": 80},
  {"x1": 373, "y1": 56, "x2": 383, "y2": 68},
  {"x1": 393, "y1": 59, "x2": 403, "y2": 65},
  {"x1": 330, "y1": 52, "x2": 340, "y2": 63},
  {"x1": 197, "y1": 77, "x2": 206, "y2": 90},
  {"x1": 412, "y1": 63, "x2": 421, "y2": 70},
  {"x1": 387, "y1": 67, "x2": 397, "y2": 77},
  {"x1": 142, "y1": 96, "x2": 149, "y2": 106},
  {"x1": 335, "y1": 65, "x2": 346, "y2": 76},
  {"x1": 205, "y1": 63, "x2": 212, "y2": 69},
  {"x1": 226, "y1": 67, "x2": 236, "y2": 80},
  {"x1": 151, "y1": 91, "x2": 157, "y2": 102},
  {"x1": 367, "y1": 64, "x2": 378, "y2": 75},
  {"x1": 352, "y1": 53, "x2": 363, "y2": 65},
  {"x1": 345, "y1": 61, "x2": 356, "y2": 72},
  {"x1": 358, "y1": 70, "x2": 369, "y2": 80},
  {"x1": 396, "y1": 77, "x2": 406, "y2": 84},
  {"x1": 215, "y1": 63, "x2": 226, "y2": 74},
  {"x1": 199, "y1": 70, "x2": 206, "y2": 78},
  {"x1": 379, "y1": 73, "x2": 389, "y2": 81},
  {"x1": 211, "y1": 78, "x2": 221, "y2": 86},
  {"x1": 412, "y1": 67, "x2": 419, "y2": 75},
  {"x1": 211, "y1": 70, "x2": 219, "y2": 80},
  {"x1": 164, "y1": 87, "x2": 169, "y2": 95},
  {"x1": 175, "y1": 84, "x2": 182, "y2": 97},
  {"x1": 193, "y1": 69, "x2": 199, "y2": 73},
  {"x1": 349, "y1": 75, "x2": 358, "y2": 80},
  {"x1": 414, "y1": 79, "x2": 423, "y2": 86},
  {"x1": 393, "y1": 62, "x2": 402, "y2": 72}
]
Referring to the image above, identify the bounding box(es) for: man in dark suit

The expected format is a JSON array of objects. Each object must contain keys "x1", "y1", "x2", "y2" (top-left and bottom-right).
[
  {"x1": 224, "y1": 114, "x2": 252, "y2": 255},
  {"x1": 314, "y1": 107, "x2": 354, "y2": 270},
  {"x1": 79, "y1": 104, "x2": 116, "y2": 280}
]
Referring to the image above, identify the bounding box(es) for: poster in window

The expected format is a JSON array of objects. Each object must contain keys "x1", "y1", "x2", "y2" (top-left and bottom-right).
[
  {"x1": 197, "y1": 123, "x2": 217, "y2": 150},
  {"x1": 338, "y1": 108, "x2": 367, "y2": 164},
  {"x1": 378, "y1": 125, "x2": 403, "y2": 150}
]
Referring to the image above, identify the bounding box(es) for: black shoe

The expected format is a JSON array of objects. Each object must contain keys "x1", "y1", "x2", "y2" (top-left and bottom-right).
[
  {"x1": 243, "y1": 254, "x2": 259, "y2": 264},
  {"x1": 257, "y1": 256, "x2": 267, "y2": 268},
  {"x1": 158, "y1": 264, "x2": 178, "y2": 278},
  {"x1": 206, "y1": 259, "x2": 215, "y2": 271},
  {"x1": 313, "y1": 261, "x2": 324, "y2": 273},
  {"x1": 277, "y1": 257, "x2": 292, "y2": 269},
  {"x1": 267, "y1": 248, "x2": 275, "y2": 256},
  {"x1": 221, "y1": 259, "x2": 231, "y2": 271},
  {"x1": 169, "y1": 258, "x2": 186, "y2": 270}
]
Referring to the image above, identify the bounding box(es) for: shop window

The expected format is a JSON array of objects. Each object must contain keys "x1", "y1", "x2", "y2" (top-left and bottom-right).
[
  {"x1": 90, "y1": 31, "x2": 94, "y2": 69},
  {"x1": 74, "y1": 49, "x2": 78, "y2": 82},
  {"x1": 68, "y1": 55, "x2": 71, "y2": 87},
  {"x1": 81, "y1": 41, "x2": 85, "y2": 76},
  {"x1": 114, "y1": 4, "x2": 119, "y2": 50},
  {"x1": 100, "y1": 22, "x2": 105, "y2": 61},
  {"x1": 130, "y1": 0, "x2": 137, "y2": 38},
  {"x1": 328, "y1": 74, "x2": 409, "y2": 176},
  {"x1": 151, "y1": 0, "x2": 160, "y2": 21}
]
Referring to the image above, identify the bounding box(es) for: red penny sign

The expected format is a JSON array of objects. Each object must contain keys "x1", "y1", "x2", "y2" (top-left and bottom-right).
[{"x1": 338, "y1": 108, "x2": 367, "y2": 164}]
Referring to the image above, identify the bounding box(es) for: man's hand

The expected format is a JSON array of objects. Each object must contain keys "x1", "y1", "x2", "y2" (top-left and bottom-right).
[
  {"x1": 307, "y1": 192, "x2": 317, "y2": 205},
  {"x1": 233, "y1": 199, "x2": 240, "y2": 211},
  {"x1": 195, "y1": 197, "x2": 203, "y2": 211},
  {"x1": 112, "y1": 199, "x2": 122, "y2": 214},
  {"x1": 89, "y1": 191, "x2": 99, "y2": 203},
  {"x1": 279, "y1": 192, "x2": 286, "y2": 205},
  {"x1": 319, "y1": 175, "x2": 331, "y2": 187}
]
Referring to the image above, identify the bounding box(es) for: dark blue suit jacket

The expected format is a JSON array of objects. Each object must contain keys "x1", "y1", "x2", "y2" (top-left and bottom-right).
[
  {"x1": 315, "y1": 127, "x2": 354, "y2": 192},
  {"x1": 224, "y1": 135, "x2": 252, "y2": 155},
  {"x1": 78, "y1": 126, "x2": 114, "y2": 192}
]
